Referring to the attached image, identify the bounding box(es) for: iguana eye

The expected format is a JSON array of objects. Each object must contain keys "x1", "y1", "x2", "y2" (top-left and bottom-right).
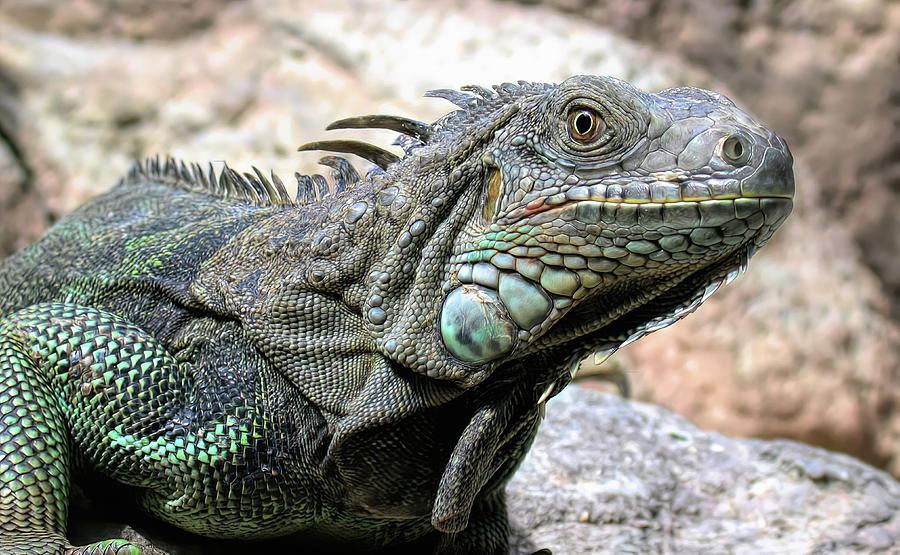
[
  {"x1": 721, "y1": 133, "x2": 751, "y2": 165},
  {"x1": 567, "y1": 107, "x2": 605, "y2": 143}
]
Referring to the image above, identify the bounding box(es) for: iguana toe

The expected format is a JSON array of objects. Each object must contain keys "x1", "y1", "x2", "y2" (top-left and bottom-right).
[{"x1": 66, "y1": 538, "x2": 141, "y2": 555}]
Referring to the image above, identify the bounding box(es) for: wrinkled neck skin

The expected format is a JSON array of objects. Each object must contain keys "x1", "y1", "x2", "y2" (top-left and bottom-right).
[{"x1": 195, "y1": 75, "x2": 794, "y2": 532}]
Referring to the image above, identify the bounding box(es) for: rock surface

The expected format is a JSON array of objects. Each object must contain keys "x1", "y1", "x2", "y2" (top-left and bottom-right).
[{"x1": 508, "y1": 387, "x2": 900, "y2": 554}]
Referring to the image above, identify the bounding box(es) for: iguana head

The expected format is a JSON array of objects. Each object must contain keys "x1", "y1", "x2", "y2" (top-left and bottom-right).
[{"x1": 306, "y1": 75, "x2": 794, "y2": 390}]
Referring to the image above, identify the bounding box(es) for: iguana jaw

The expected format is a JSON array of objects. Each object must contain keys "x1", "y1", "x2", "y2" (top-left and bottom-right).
[{"x1": 440, "y1": 179, "x2": 793, "y2": 366}]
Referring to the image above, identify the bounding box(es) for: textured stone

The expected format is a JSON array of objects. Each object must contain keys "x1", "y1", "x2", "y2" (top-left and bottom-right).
[
  {"x1": 1, "y1": 0, "x2": 234, "y2": 40},
  {"x1": 508, "y1": 387, "x2": 900, "y2": 554},
  {"x1": 0, "y1": 66, "x2": 54, "y2": 258}
]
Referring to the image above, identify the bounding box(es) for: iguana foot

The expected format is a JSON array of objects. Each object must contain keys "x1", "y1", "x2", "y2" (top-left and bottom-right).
[{"x1": 66, "y1": 538, "x2": 141, "y2": 555}]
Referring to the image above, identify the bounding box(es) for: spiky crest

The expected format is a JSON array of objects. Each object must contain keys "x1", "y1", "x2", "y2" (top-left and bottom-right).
[
  {"x1": 425, "y1": 80, "x2": 553, "y2": 137},
  {"x1": 124, "y1": 81, "x2": 555, "y2": 208},
  {"x1": 121, "y1": 155, "x2": 356, "y2": 208}
]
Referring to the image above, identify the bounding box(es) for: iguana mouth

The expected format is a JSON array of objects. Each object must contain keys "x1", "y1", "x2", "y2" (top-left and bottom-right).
[
  {"x1": 504, "y1": 184, "x2": 793, "y2": 222},
  {"x1": 440, "y1": 190, "x2": 792, "y2": 364}
]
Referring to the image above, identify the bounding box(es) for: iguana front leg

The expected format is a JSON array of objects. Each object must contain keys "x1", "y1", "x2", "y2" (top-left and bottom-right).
[{"x1": 0, "y1": 302, "x2": 188, "y2": 554}]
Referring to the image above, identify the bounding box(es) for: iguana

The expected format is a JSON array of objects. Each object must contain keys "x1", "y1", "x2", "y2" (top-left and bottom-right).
[{"x1": 0, "y1": 75, "x2": 793, "y2": 554}]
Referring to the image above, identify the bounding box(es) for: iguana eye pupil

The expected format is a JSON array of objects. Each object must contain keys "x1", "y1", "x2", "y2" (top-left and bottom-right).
[
  {"x1": 575, "y1": 113, "x2": 591, "y2": 134},
  {"x1": 567, "y1": 108, "x2": 604, "y2": 142}
]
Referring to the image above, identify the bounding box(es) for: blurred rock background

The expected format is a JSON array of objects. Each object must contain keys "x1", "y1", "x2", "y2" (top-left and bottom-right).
[{"x1": 0, "y1": 0, "x2": 897, "y2": 479}]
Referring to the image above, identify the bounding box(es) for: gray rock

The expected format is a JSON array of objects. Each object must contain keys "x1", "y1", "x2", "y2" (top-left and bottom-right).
[{"x1": 508, "y1": 386, "x2": 900, "y2": 554}]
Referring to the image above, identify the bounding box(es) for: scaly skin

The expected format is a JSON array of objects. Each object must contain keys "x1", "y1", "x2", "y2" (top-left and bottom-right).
[{"x1": 0, "y1": 75, "x2": 793, "y2": 553}]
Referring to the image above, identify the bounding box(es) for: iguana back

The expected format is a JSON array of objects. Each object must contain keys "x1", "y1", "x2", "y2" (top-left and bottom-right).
[{"x1": 0, "y1": 168, "x2": 285, "y2": 334}]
